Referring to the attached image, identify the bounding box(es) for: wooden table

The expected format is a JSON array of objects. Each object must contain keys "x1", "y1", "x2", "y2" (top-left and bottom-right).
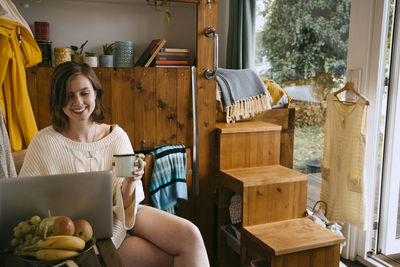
[
  {"x1": 0, "y1": 238, "x2": 125, "y2": 267},
  {"x1": 241, "y1": 218, "x2": 345, "y2": 267}
]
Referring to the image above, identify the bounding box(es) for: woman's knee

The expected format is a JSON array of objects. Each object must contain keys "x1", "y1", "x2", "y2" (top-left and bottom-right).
[{"x1": 178, "y1": 219, "x2": 204, "y2": 245}]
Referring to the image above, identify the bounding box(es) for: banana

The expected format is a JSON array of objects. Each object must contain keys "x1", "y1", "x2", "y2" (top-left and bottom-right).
[
  {"x1": 17, "y1": 248, "x2": 79, "y2": 261},
  {"x1": 23, "y1": 235, "x2": 85, "y2": 252}
]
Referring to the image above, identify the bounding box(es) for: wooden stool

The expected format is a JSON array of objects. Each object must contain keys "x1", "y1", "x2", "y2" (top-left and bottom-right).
[{"x1": 241, "y1": 218, "x2": 345, "y2": 267}]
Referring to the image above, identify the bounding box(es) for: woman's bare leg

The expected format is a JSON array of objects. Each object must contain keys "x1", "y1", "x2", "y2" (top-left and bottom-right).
[
  {"x1": 130, "y1": 206, "x2": 210, "y2": 267},
  {"x1": 118, "y1": 234, "x2": 173, "y2": 267}
]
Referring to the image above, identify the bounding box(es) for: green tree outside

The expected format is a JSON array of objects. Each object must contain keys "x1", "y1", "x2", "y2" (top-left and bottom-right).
[{"x1": 256, "y1": 0, "x2": 351, "y2": 85}]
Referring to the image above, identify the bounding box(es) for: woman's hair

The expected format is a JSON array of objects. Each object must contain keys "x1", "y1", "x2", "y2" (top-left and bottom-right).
[{"x1": 49, "y1": 61, "x2": 105, "y2": 132}]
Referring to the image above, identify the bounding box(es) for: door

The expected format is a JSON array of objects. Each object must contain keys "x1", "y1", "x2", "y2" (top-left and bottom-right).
[{"x1": 378, "y1": 0, "x2": 400, "y2": 255}]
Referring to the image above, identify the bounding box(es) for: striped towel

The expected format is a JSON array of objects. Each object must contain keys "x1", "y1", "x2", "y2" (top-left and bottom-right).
[{"x1": 150, "y1": 145, "x2": 188, "y2": 214}]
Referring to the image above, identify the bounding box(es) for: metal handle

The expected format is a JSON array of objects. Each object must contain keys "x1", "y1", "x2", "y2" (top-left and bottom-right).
[
  {"x1": 191, "y1": 66, "x2": 199, "y2": 196},
  {"x1": 204, "y1": 26, "x2": 218, "y2": 79}
]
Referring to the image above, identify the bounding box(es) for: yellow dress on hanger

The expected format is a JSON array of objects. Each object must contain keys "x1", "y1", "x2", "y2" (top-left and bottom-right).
[
  {"x1": 0, "y1": 18, "x2": 42, "y2": 151},
  {"x1": 320, "y1": 93, "x2": 368, "y2": 229}
]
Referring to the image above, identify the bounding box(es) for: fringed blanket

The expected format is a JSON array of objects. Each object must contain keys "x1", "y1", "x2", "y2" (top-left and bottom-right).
[
  {"x1": 216, "y1": 68, "x2": 272, "y2": 123},
  {"x1": 150, "y1": 145, "x2": 187, "y2": 214}
]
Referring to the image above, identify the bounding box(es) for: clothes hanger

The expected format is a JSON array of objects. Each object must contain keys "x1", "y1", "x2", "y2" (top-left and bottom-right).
[{"x1": 331, "y1": 81, "x2": 370, "y2": 106}]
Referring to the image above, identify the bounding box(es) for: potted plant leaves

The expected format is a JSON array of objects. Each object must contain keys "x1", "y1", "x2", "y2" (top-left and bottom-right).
[
  {"x1": 70, "y1": 40, "x2": 88, "y2": 63},
  {"x1": 100, "y1": 43, "x2": 114, "y2": 67},
  {"x1": 84, "y1": 52, "x2": 98, "y2": 67}
]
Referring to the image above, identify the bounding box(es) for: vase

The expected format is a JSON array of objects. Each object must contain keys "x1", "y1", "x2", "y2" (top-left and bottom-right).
[
  {"x1": 99, "y1": 55, "x2": 113, "y2": 67},
  {"x1": 54, "y1": 47, "x2": 71, "y2": 66},
  {"x1": 114, "y1": 41, "x2": 134, "y2": 68},
  {"x1": 84, "y1": 56, "x2": 98, "y2": 67}
]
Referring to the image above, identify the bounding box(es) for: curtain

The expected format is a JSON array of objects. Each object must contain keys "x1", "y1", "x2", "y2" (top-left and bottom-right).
[{"x1": 226, "y1": 0, "x2": 256, "y2": 69}]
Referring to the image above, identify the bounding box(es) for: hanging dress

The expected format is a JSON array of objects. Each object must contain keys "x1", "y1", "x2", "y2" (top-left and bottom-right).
[
  {"x1": 320, "y1": 93, "x2": 368, "y2": 229},
  {"x1": 0, "y1": 18, "x2": 42, "y2": 152}
]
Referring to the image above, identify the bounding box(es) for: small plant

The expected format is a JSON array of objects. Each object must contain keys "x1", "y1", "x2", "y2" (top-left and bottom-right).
[
  {"x1": 146, "y1": 0, "x2": 171, "y2": 24},
  {"x1": 71, "y1": 40, "x2": 88, "y2": 55},
  {"x1": 102, "y1": 43, "x2": 115, "y2": 55},
  {"x1": 85, "y1": 52, "x2": 96, "y2": 57}
]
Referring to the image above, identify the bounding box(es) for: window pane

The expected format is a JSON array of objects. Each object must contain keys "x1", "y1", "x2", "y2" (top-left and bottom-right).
[{"x1": 256, "y1": 0, "x2": 351, "y2": 173}]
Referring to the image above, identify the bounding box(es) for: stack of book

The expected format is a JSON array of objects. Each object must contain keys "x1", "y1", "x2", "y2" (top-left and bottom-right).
[
  {"x1": 134, "y1": 39, "x2": 167, "y2": 67},
  {"x1": 155, "y1": 48, "x2": 190, "y2": 67}
]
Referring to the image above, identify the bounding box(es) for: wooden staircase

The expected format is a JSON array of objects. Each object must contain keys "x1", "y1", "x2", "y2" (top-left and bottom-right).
[{"x1": 215, "y1": 121, "x2": 344, "y2": 267}]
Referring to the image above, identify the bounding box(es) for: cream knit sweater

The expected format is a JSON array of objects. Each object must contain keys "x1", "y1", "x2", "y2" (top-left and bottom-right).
[{"x1": 18, "y1": 125, "x2": 144, "y2": 249}]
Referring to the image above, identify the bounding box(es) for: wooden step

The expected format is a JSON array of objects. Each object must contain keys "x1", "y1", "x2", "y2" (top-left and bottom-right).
[
  {"x1": 219, "y1": 165, "x2": 307, "y2": 227},
  {"x1": 216, "y1": 121, "x2": 282, "y2": 170},
  {"x1": 241, "y1": 218, "x2": 345, "y2": 267}
]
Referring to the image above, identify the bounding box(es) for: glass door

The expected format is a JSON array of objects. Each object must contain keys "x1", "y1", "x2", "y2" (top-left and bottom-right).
[{"x1": 378, "y1": 0, "x2": 400, "y2": 255}]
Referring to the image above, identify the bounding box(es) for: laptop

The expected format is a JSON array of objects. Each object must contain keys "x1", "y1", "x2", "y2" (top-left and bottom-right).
[{"x1": 0, "y1": 171, "x2": 113, "y2": 252}]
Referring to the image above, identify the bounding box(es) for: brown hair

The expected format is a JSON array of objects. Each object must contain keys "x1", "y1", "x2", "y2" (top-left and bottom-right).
[{"x1": 49, "y1": 62, "x2": 105, "y2": 132}]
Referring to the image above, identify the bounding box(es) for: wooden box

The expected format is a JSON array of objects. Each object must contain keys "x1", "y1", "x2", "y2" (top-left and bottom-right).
[
  {"x1": 241, "y1": 218, "x2": 345, "y2": 267},
  {"x1": 216, "y1": 121, "x2": 282, "y2": 170},
  {"x1": 219, "y1": 165, "x2": 307, "y2": 227}
]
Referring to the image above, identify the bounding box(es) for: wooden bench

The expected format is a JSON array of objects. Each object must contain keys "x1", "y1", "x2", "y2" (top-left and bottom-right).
[{"x1": 241, "y1": 218, "x2": 345, "y2": 267}]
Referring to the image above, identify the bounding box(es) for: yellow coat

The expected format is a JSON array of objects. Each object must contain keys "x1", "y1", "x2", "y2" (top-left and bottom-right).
[{"x1": 0, "y1": 18, "x2": 42, "y2": 152}]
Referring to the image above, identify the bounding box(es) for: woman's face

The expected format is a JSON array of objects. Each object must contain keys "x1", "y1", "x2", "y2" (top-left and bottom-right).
[{"x1": 63, "y1": 74, "x2": 97, "y2": 124}]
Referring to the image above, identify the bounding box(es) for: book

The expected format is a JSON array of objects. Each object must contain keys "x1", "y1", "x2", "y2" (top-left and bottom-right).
[
  {"x1": 134, "y1": 39, "x2": 160, "y2": 67},
  {"x1": 144, "y1": 39, "x2": 167, "y2": 67},
  {"x1": 156, "y1": 57, "x2": 189, "y2": 61},
  {"x1": 157, "y1": 52, "x2": 190, "y2": 57},
  {"x1": 155, "y1": 60, "x2": 190, "y2": 66},
  {"x1": 160, "y1": 48, "x2": 190, "y2": 53}
]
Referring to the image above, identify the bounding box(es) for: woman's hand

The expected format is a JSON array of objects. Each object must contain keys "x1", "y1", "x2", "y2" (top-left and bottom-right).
[{"x1": 126, "y1": 153, "x2": 146, "y2": 181}]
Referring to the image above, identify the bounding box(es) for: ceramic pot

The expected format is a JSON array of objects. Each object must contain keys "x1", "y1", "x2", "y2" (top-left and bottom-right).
[
  {"x1": 84, "y1": 56, "x2": 98, "y2": 67},
  {"x1": 72, "y1": 54, "x2": 84, "y2": 63},
  {"x1": 99, "y1": 55, "x2": 113, "y2": 67}
]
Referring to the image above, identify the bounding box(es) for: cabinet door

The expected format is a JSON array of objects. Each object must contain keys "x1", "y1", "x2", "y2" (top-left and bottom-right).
[
  {"x1": 134, "y1": 67, "x2": 157, "y2": 150},
  {"x1": 111, "y1": 68, "x2": 135, "y2": 142}
]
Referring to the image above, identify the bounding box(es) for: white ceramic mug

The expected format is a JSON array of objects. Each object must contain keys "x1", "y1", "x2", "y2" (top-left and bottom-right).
[{"x1": 113, "y1": 154, "x2": 144, "y2": 177}]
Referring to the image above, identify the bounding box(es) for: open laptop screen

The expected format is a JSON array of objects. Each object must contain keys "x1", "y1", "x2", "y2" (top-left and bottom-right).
[{"x1": 0, "y1": 171, "x2": 113, "y2": 252}]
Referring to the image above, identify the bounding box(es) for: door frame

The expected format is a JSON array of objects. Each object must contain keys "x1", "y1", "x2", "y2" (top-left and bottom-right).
[{"x1": 346, "y1": 0, "x2": 390, "y2": 262}]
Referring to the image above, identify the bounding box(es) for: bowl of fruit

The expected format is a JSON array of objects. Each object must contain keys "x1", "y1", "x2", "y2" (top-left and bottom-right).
[{"x1": 11, "y1": 215, "x2": 95, "y2": 266}]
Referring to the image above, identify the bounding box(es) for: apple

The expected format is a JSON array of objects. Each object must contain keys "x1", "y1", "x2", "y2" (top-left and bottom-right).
[
  {"x1": 73, "y1": 219, "x2": 93, "y2": 242},
  {"x1": 39, "y1": 216, "x2": 75, "y2": 237}
]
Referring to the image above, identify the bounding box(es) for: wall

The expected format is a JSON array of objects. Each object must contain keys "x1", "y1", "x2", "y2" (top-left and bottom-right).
[
  {"x1": 217, "y1": 0, "x2": 228, "y2": 68},
  {"x1": 13, "y1": 0, "x2": 197, "y2": 63}
]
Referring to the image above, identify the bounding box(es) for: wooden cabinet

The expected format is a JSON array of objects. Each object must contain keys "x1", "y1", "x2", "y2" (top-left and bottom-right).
[
  {"x1": 217, "y1": 165, "x2": 308, "y2": 267},
  {"x1": 26, "y1": 67, "x2": 193, "y2": 152}
]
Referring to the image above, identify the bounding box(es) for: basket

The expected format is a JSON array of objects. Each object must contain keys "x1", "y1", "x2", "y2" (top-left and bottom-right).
[
  {"x1": 312, "y1": 200, "x2": 327, "y2": 216},
  {"x1": 114, "y1": 41, "x2": 135, "y2": 68},
  {"x1": 34, "y1": 21, "x2": 49, "y2": 41}
]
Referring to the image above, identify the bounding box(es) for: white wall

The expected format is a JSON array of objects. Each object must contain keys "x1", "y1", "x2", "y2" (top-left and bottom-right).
[
  {"x1": 13, "y1": 0, "x2": 197, "y2": 63},
  {"x1": 218, "y1": 0, "x2": 229, "y2": 68}
]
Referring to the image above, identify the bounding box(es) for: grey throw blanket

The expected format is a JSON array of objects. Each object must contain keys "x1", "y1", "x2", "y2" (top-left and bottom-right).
[
  {"x1": 216, "y1": 68, "x2": 272, "y2": 122},
  {"x1": 0, "y1": 106, "x2": 17, "y2": 178}
]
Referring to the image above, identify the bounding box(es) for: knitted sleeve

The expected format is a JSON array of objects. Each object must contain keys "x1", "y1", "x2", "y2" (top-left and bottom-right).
[{"x1": 18, "y1": 130, "x2": 51, "y2": 177}]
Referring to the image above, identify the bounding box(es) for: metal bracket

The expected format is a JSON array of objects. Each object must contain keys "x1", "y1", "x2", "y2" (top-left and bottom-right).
[
  {"x1": 204, "y1": 69, "x2": 215, "y2": 80},
  {"x1": 205, "y1": 26, "x2": 216, "y2": 38}
]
